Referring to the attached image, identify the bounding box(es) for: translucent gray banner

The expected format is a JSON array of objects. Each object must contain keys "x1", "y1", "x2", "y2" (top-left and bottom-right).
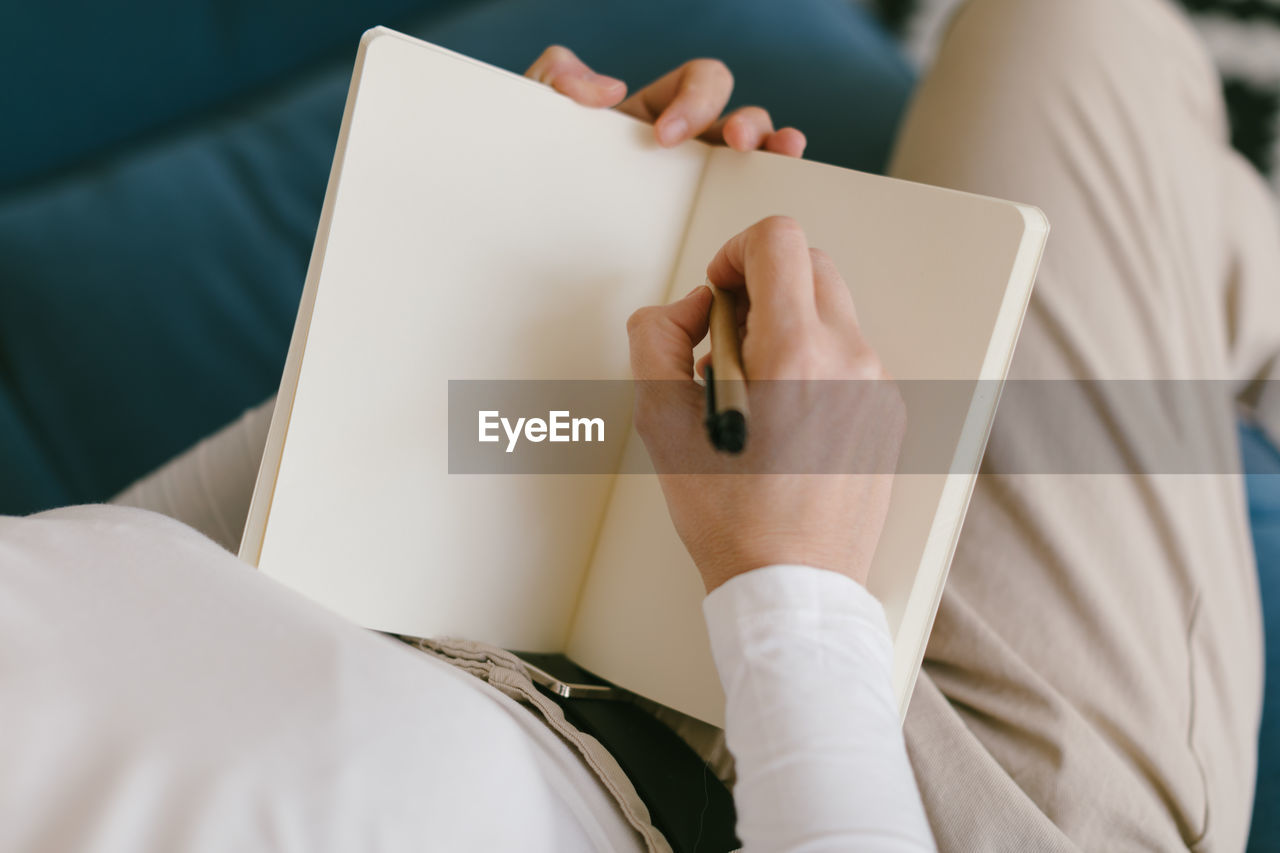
[{"x1": 448, "y1": 380, "x2": 1269, "y2": 475}]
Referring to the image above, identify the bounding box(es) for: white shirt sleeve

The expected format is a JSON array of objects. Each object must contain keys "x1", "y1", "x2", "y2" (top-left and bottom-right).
[{"x1": 703, "y1": 564, "x2": 937, "y2": 852}]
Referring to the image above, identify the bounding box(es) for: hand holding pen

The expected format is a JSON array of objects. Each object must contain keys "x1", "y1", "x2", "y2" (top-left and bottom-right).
[{"x1": 626, "y1": 216, "x2": 906, "y2": 592}]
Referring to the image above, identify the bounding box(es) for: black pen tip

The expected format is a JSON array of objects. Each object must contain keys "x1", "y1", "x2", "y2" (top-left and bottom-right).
[{"x1": 712, "y1": 410, "x2": 747, "y2": 454}]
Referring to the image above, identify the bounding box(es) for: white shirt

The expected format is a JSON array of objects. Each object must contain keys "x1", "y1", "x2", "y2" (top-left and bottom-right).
[{"x1": 0, "y1": 505, "x2": 934, "y2": 851}]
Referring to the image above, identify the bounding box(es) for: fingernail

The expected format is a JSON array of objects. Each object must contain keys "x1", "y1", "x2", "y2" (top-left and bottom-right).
[
  {"x1": 658, "y1": 116, "x2": 688, "y2": 145},
  {"x1": 587, "y1": 71, "x2": 624, "y2": 89},
  {"x1": 684, "y1": 284, "x2": 706, "y2": 299}
]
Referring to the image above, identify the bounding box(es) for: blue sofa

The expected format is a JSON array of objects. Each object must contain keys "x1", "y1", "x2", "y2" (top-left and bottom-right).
[{"x1": 0, "y1": 0, "x2": 910, "y2": 511}]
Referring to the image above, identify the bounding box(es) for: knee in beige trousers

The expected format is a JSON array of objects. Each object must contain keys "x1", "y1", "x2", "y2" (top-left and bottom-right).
[{"x1": 893, "y1": 0, "x2": 1280, "y2": 849}]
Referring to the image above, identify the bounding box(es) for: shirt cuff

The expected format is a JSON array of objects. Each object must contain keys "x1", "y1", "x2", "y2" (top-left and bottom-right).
[
  {"x1": 699, "y1": 565, "x2": 934, "y2": 851},
  {"x1": 702, "y1": 564, "x2": 895, "y2": 688}
]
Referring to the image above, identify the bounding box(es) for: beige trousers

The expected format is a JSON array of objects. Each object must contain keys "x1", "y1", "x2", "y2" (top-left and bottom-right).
[
  {"x1": 115, "y1": 0, "x2": 1280, "y2": 849},
  {"x1": 891, "y1": 0, "x2": 1280, "y2": 850}
]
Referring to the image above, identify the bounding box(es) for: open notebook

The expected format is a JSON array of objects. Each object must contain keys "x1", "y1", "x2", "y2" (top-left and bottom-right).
[{"x1": 241, "y1": 27, "x2": 1048, "y2": 727}]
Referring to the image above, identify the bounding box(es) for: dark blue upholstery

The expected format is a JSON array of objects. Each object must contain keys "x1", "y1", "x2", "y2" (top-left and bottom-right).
[
  {"x1": 0, "y1": 0, "x2": 471, "y2": 190},
  {"x1": 0, "y1": 0, "x2": 912, "y2": 512},
  {"x1": 1243, "y1": 423, "x2": 1280, "y2": 851}
]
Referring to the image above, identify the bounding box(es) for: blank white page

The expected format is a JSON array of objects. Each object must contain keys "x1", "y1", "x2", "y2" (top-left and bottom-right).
[
  {"x1": 250, "y1": 30, "x2": 707, "y2": 650},
  {"x1": 569, "y1": 147, "x2": 1046, "y2": 724}
]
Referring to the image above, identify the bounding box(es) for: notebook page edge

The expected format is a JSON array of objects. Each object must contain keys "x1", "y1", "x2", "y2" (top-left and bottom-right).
[
  {"x1": 239, "y1": 30, "x2": 381, "y2": 565},
  {"x1": 891, "y1": 203, "x2": 1049, "y2": 718}
]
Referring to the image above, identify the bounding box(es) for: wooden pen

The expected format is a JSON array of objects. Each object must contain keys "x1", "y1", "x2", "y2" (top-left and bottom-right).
[{"x1": 705, "y1": 284, "x2": 749, "y2": 453}]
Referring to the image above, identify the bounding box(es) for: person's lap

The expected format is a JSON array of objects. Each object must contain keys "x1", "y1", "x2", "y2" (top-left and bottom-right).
[
  {"x1": 115, "y1": 0, "x2": 1280, "y2": 849},
  {"x1": 891, "y1": 0, "x2": 1280, "y2": 848},
  {"x1": 113, "y1": 398, "x2": 274, "y2": 554}
]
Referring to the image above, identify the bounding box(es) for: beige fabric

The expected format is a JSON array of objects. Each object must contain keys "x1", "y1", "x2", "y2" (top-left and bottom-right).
[
  {"x1": 889, "y1": 0, "x2": 1279, "y2": 850},
  {"x1": 114, "y1": 0, "x2": 1280, "y2": 849},
  {"x1": 112, "y1": 400, "x2": 274, "y2": 553},
  {"x1": 404, "y1": 637, "x2": 672, "y2": 853}
]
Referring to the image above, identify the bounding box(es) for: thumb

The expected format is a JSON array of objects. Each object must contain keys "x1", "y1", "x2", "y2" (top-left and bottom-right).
[{"x1": 626, "y1": 286, "x2": 712, "y2": 382}]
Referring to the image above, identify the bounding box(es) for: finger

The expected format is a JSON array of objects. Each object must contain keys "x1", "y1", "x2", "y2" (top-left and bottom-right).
[
  {"x1": 809, "y1": 248, "x2": 859, "y2": 327},
  {"x1": 705, "y1": 216, "x2": 818, "y2": 335},
  {"x1": 764, "y1": 127, "x2": 807, "y2": 158},
  {"x1": 627, "y1": 286, "x2": 713, "y2": 382},
  {"x1": 525, "y1": 45, "x2": 626, "y2": 108},
  {"x1": 695, "y1": 351, "x2": 712, "y2": 380},
  {"x1": 702, "y1": 106, "x2": 774, "y2": 152},
  {"x1": 617, "y1": 59, "x2": 733, "y2": 147}
]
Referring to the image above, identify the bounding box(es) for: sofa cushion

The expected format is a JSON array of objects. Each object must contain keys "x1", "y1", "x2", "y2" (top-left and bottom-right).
[
  {"x1": 1242, "y1": 422, "x2": 1280, "y2": 851},
  {"x1": 0, "y1": 0, "x2": 471, "y2": 190},
  {"x1": 0, "y1": 0, "x2": 914, "y2": 513}
]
